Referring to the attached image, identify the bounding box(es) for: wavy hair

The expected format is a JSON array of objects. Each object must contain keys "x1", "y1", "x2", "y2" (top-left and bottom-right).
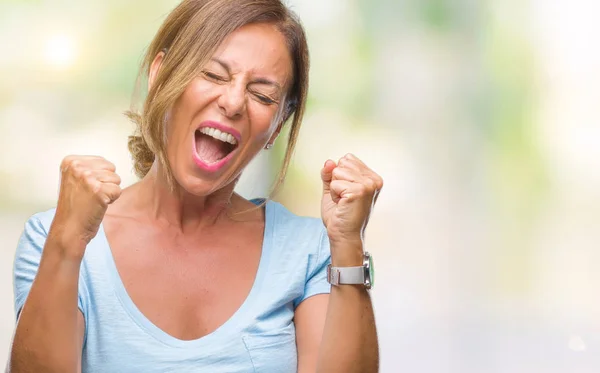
[{"x1": 125, "y1": 0, "x2": 309, "y2": 197}]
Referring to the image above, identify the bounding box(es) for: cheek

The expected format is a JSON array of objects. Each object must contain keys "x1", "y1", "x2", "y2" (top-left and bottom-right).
[
  {"x1": 180, "y1": 78, "x2": 216, "y2": 108},
  {"x1": 168, "y1": 79, "x2": 216, "y2": 147},
  {"x1": 247, "y1": 103, "x2": 280, "y2": 138}
]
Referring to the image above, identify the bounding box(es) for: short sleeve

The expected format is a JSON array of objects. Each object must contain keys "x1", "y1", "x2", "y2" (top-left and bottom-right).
[
  {"x1": 13, "y1": 213, "x2": 87, "y2": 320},
  {"x1": 294, "y1": 225, "x2": 332, "y2": 308}
]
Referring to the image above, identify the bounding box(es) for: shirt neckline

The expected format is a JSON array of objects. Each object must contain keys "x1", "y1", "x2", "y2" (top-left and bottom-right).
[{"x1": 96, "y1": 199, "x2": 276, "y2": 349}]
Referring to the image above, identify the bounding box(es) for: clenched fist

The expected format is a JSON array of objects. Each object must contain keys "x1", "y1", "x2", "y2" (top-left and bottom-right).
[
  {"x1": 48, "y1": 155, "x2": 122, "y2": 259},
  {"x1": 320, "y1": 153, "x2": 383, "y2": 249}
]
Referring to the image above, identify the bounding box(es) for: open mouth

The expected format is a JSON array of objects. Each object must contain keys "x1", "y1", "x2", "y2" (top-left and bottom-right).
[{"x1": 194, "y1": 127, "x2": 238, "y2": 165}]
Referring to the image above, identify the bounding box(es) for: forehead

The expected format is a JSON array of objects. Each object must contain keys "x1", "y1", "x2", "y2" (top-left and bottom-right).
[{"x1": 211, "y1": 23, "x2": 293, "y2": 86}]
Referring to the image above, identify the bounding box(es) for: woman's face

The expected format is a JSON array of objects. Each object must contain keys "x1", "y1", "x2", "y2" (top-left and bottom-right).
[{"x1": 156, "y1": 23, "x2": 293, "y2": 196}]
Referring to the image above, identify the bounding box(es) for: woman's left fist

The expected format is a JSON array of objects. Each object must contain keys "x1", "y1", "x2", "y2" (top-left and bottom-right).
[{"x1": 321, "y1": 153, "x2": 383, "y2": 247}]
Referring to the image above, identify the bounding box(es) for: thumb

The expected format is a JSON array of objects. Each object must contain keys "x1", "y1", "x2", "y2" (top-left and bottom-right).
[{"x1": 321, "y1": 159, "x2": 336, "y2": 194}]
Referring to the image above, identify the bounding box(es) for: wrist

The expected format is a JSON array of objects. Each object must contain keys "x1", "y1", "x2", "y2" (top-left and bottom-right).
[
  {"x1": 330, "y1": 240, "x2": 364, "y2": 267},
  {"x1": 46, "y1": 228, "x2": 87, "y2": 263}
]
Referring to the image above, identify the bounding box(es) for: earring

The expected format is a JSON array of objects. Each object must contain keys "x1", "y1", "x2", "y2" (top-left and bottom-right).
[{"x1": 265, "y1": 143, "x2": 273, "y2": 150}]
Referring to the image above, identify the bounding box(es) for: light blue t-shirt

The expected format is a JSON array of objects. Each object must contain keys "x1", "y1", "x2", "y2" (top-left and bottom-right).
[{"x1": 13, "y1": 200, "x2": 331, "y2": 372}]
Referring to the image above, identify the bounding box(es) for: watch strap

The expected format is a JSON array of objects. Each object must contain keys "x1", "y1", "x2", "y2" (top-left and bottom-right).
[{"x1": 327, "y1": 265, "x2": 366, "y2": 286}]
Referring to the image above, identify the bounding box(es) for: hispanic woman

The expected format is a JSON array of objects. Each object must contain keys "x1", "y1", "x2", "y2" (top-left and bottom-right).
[{"x1": 9, "y1": 1, "x2": 382, "y2": 372}]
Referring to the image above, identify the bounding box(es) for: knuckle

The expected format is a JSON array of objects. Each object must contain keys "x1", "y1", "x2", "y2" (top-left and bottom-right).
[
  {"x1": 69, "y1": 161, "x2": 84, "y2": 176},
  {"x1": 70, "y1": 159, "x2": 81, "y2": 169},
  {"x1": 356, "y1": 184, "x2": 368, "y2": 196},
  {"x1": 101, "y1": 158, "x2": 115, "y2": 168},
  {"x1": 60, "y1": 156, "x2": 72, "y2": 167},
  {"x1": 85, "y1": 175, "x2": 96, "y2": 187},
  {"x1": 60, "y1": 156, "x2": 77, "y2": 172},
  {"x1": 365, "y1": 178, "x2": 377, "y2": 190},
  {"x1": 346, "y1": 153, "x2": 359, "y2": 162},
  {"x1": 90, "y1": 180, "x2": 103, "y2": 195}
]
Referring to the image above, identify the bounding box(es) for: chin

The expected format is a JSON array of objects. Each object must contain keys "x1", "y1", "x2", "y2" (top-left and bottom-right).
[{"x1": 173, "y1": 163, "x2": 239, "y2": 198}]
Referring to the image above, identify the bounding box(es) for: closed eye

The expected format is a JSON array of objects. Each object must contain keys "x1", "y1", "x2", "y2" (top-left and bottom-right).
[
  {"x1": 252, "y1": 92, "x2": 277, "y2": 105},
  {"x1": 202, "y1": 71, "x2": 227, "y2": 83}
]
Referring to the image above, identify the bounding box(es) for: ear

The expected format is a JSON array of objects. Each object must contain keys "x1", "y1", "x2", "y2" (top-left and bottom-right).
[
  {"x1": 266, "y1": 121, "x2": 283, "y2": 148},
  {"x1": 148, "y1": 50, "x2": 166, "y2": 91},
  {"x1": 266, "y1": 97, "x2": 296, "y2": 148}
]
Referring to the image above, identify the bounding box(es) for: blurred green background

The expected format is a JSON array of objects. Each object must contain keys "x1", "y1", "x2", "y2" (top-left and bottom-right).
[{"x1": 1, "y1": 0, "x2": 600, "y2": 371}]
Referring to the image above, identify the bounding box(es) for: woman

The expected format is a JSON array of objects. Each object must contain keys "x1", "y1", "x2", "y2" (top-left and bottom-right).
[{"x1": 9, "y1": 1, "x2": 382, "y2": 372}]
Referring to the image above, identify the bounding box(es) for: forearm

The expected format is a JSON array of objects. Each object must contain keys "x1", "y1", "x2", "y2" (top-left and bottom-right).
[
  {"x1": 9, "y1": 240, "x2": 83, "y2": 373},
  {"x1": 316, "y1": 244, "x2": 379, "y2": 373}
]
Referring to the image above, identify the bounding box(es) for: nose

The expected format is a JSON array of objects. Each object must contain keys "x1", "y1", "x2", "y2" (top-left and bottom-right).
[{"x1": 217, "y1": 82, "x2": 246, "y2": 119}]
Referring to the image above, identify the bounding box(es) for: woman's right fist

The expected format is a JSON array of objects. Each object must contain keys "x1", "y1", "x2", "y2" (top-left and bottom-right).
[{"x1": 48, "y1": 155, "x2": 122, "y2": 258}]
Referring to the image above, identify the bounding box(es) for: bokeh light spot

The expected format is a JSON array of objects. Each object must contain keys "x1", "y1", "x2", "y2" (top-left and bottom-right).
[{"x1": 44, "y1": 33, "x2": 77, "y2": 69}]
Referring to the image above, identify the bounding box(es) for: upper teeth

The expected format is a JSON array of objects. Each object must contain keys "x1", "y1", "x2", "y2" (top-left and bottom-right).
[{"x1": 199, "y1": 127, "x2": 238, "y2": 145}]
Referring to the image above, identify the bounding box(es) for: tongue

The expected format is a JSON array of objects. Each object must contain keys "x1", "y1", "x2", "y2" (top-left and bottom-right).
[{"x1": 195, "y1": 133, "x2": 230, "y2": 164}]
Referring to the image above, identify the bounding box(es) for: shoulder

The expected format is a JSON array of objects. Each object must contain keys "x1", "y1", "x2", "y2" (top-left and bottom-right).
[
  {"x1": 18, "y1": 208, "x2": 57, "y2": 245},
  {"x1": 27, "y1": 208, "x2": 57, "y2": 230},
  {"x1": 267, "y1": 200, "x2": 329, "y2": 258},
  {"x1": 267, "y1": 200, "x2": 325, "y2": 239},
  {"x1": 265, "y1": 202, "x2": 332, "y2": 308}
]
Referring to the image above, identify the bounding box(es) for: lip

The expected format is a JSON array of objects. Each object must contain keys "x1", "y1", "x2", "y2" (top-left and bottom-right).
[{"x1": 192, "y1": 120, "x2": 240, "y2": 173}]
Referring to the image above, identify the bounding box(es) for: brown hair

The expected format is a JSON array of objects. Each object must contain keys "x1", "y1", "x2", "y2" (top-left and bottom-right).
[{"x1": 126, "y1": 0, "x2": 309, "y2": 196}]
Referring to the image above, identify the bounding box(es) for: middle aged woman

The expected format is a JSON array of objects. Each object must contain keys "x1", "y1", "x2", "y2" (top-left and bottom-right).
[{"x1": 10, "y1": 1, "x2": 383, "y2": 372}]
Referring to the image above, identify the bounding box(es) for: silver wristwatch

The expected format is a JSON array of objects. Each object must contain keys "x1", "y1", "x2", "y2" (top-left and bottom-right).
[{"x1": 327, "y1": 252, "x2": 374, "y2": 289}]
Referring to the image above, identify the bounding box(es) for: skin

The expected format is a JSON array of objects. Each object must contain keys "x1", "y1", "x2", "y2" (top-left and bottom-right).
[{"x1": 8, "y1": 23, "x2": 381, "y2": 373}]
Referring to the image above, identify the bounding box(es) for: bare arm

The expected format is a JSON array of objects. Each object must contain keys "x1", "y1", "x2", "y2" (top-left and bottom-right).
[
  {"x1": 9, "y1": 155, "x2": 121, "y2": 373},
  {"x1": 299, "y1": 153, "x2": 382, "y2": 372},
  {"x1": 8, "y1": 243, "x2": 85, "y2": 373},
  {"x1": 295, "y1": 295, "x2": 327, "y2": 373},
  {"x1": 296, "y1": 249, "x2": 379, "y2": 373}
]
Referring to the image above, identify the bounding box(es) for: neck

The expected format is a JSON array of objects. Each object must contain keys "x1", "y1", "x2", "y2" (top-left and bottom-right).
[{"x1": 134, "y1": 161, "x2": 240, "y2": 233}]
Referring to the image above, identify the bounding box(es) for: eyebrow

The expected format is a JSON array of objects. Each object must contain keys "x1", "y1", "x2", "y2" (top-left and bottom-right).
[{"x1": 210, "y1": 57, "x2": 282, "y2": 91}]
